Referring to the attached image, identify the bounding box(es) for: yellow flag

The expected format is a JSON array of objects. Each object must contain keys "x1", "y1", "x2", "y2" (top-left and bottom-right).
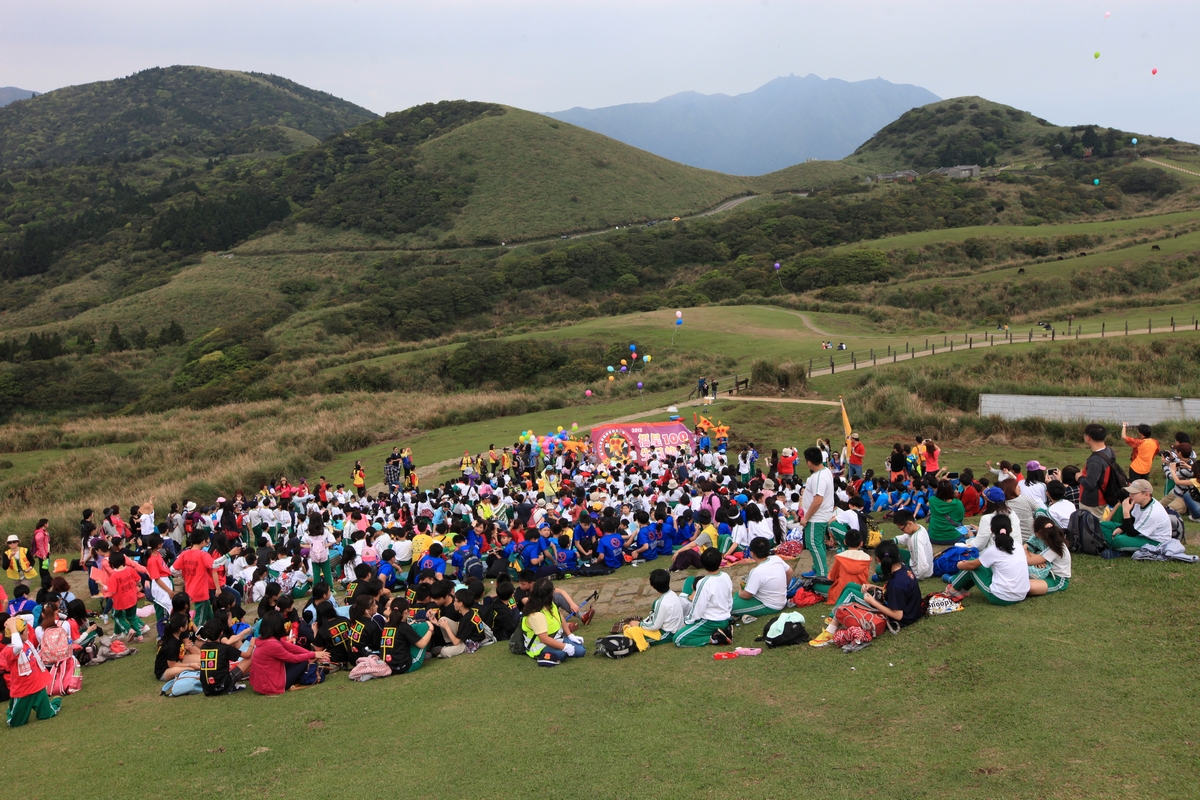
[{"x1": 839, "y1": 397, "x2": 853, "y2": 453}]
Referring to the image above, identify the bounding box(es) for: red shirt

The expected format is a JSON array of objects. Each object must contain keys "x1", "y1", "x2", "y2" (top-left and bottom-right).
[
  {"x1": 32, "y1": 527, "x2": 50, "y2": 559},
  {"x1": 175, "y1": 548, "x2": 215, "y2": 602},
  {"x1": 849, "y1": 442, "x2": 866, "y2": 467},
  {"x1": 0, "y1": 640, "x2": 50, "y2": 698},
  {"x1": 249, "y1": 637, "x2": 312, "y2": 695},
  {"x1": 147, "y1": 553, "x2": 171, "y2": 582},
  {"x1": 108, "y1": 566, "x2": 142, "y2": 611},
  {"x1": 778, "y1": 455, "x2": 797, "y2": 476}
]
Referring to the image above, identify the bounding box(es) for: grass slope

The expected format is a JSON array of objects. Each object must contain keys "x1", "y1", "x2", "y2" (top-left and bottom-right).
[
  {"x1": 416, "y1": 107, "x2": 755, "y2": 242},
  {"x1": 0, "y1": 66, "x2": 377, "y2": 169}
]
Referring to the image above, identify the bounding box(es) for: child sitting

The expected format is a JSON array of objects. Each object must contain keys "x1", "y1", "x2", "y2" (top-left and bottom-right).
[
  {"x1": 1, "y1": 616, "x2": 61, "y2": 726},
  {"x1": 196, "y1": 618, "x2": 252, "y2": 695},
  {"x1": 433, "y1": 589, "x2": 490, "y2": 658},
  {"x1": 674, "y1": 548, "x2": 733, "y2": 648},
  {"x1": 622, "y1": 568, "x2": 686, "y2": 650},
  {"x1": 822, "y1": 529, "x2": 872, "y2": 606}
]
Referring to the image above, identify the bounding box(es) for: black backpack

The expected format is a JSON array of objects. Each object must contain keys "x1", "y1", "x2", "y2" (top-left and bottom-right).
[
  {"x1": 1095, "y1": 450, "x2": 1130, "y2": 506},
  {"x1": 460, "y1": 554, "x2": 484, "y2": 582},
  {"x1": 593, "y1": 635, "x2": 638, "y2": 658},
  {"x1": 754, "y1": 613, "x2": 810, "y2": 648},
  {"x1": 1066, "y1": 509, "x2": 1105, "y2": 556}
]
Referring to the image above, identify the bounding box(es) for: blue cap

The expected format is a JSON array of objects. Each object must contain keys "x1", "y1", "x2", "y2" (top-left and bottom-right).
[{"x1": 984, "y1": 486, "x2": 1006, "y2": 504}]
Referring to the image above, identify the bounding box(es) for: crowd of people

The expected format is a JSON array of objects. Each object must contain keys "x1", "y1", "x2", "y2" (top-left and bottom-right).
[{"x1": 0, "y1": 418, "x2": 1194, "y2": 725}]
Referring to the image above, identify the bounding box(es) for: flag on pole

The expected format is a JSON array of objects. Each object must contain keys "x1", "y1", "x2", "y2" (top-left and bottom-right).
[{"x1": 839, "y1": 396, "x2": 853, "y2": 455}]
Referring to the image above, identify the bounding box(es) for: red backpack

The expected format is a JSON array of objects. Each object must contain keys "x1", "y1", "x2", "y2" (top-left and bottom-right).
[{"x1": 39, "y1": 624, "x2": 71, "y2": 665}]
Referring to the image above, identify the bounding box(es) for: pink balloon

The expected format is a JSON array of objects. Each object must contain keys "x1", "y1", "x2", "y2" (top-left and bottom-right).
[
  {"x1": 1104, "y1": 10, "x2": 1110, "y2": 17},
  {"x1": 1152, "y1": 68, "x2": 1158, "y2": 75},
  {"x1": 585, "y1": 390, "x2": 592, "y2": 397},
  {"x1": 675, "y1": 310, "x2": 682, "y2": 319}
]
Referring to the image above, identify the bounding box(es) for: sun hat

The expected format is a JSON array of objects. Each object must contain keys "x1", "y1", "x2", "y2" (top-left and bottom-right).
[
  {"x1": 216, "y1": 496, "x2": 227, "y2": 504},
  {"x1": 850, "y1": 432, "x2": 860, "y2": 440},
  {"x1": 6, "y1": 535, "x2": 18, "y2": 543},
  {"x1": 983, "y1": 486, "x2": 1007, "y2": 504},
  {"x1": 667, "y1": 480, "x2": 679, "y2": 490},
  {"x1": 1025, "y1": 460, "x2": 1043, "y2": 471},
  {"x1": 185, "y1": 501, "x2": 197, "y2": 512},
  {"x1": 763, "y1": 478, "x2": 776, "y2": 491}
]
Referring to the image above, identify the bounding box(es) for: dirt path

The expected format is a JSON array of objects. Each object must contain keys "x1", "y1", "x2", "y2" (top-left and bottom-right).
[
  {"x1": 1141, "y1": 157, "x2": 1200, "y2": 178},
  {"x1": 749, "y1": 305, "x2": 832, "y2": 336}
]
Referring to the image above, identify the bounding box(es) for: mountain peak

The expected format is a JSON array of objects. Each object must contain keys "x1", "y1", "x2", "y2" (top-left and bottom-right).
[
  {"x1": 0, "y1": 87, "x2": 39, "y2": 107},
  {"x1": 547, "y1": 75, "x2": 939, "y2": 175}
]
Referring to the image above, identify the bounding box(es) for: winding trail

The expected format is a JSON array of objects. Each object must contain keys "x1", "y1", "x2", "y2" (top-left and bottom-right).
[{"x1": 750, "y1": 305, "x2": 832, "y2": 336}]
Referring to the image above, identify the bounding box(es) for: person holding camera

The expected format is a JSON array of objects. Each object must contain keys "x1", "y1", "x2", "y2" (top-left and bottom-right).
[{"x1": 1122, "y1": 423, "x2": 1160, "y2": 481}]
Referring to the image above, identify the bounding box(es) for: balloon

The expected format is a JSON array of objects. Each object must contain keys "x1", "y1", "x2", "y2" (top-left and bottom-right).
[
  {"x1": 557, "y1": 426, "x2": 563, "y2": 433},
  {"x1": 636, "y1": 382, "x2": 643, "y2": 389},
  {"x1": 1104, "y1": 10, "x2": 1110, "y2": 17},
  {"x1": 620, "y1": 359, "x2": 627, "y2": 366},
  {"x1": 571, "y1": 422, "x2": 578, "y2": 429},
  {"x1": 1152, "y1": 68, "x2": 1157, "y2": 75},
  {"x1": 1132, "y1": 137, "x2": 1138, "y2": 145},
  {"x1": 675, "y1": 310, "x2": 682, "y2": 319},
  {"x1": 642, "y1": 355, "x2": 649, "y2": 362},
  {"x1": 585, "y1": 390, "x2": 592, "y2": 397},
  {"x1": 559, "y1": 432, "x2": 568, "y2": 440},
  {"x1": 1094, "y1": 51, "x2": 1100, "y2": 59},
  {"x1": 607, "y1": 366, "x2": 614, "y2": 372},
  {"x1": 675, "y1": 319, "x2": 683, "y2": 326},
  {"x1": 1093, "y1": 179, "x2": 1100, "y2": 185},
  {"x1": 620, "y1": 366, "x2": 627, "y2": 373},
  {"x1": 629, "y1": 344, "x2": 636, "y2": 351},
  {"x1": 608, "y1": 376, "x2": 614, "y2": 382},
  {"x1": 774, "y1": 262, "x2": 781, "y2": 270}
]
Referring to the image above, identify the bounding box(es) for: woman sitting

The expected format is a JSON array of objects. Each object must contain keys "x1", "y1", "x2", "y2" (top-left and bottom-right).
[
  {"x1": 927, "y1": 479, "x2": 966, "y2": 545},
  {"x1": 809, "y1": 540, "x2": 922, "y2": 647},
  {"x1": 249, "y1": 611, "x2": 325, "y2": 695},
  {"x1": 520, "y1": 578, "x2": 585, "y2": 667},
  {"x1": 946, "y1": 515, "x2": 1029, "y2": 606}
]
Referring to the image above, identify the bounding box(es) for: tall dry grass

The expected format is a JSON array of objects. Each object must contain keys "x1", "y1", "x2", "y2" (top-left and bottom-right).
[{"x1": 0, "y1": 390, "x2": 542, "y2": 549}]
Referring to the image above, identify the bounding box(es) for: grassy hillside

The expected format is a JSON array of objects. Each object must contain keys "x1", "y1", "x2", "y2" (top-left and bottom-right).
[
  {"x1": 415, "y1": 107, "x2": 754, "y2": 242},
  {"x1": 847, "y1": 96, "x2": 1137, "y2": 173},
  {"x1": 0, "y1": 65, "x2": 378, "y2": 169},
  {"x1": 752, "y1": 159, "x2": 871, "y2": 191}
]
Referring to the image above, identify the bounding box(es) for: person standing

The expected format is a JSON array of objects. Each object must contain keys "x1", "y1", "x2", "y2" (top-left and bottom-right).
[
  {"x1": 1079, "y1": 424, "x2": 1121, "y2": 519},
  {"x1": 847, "y1": 433, "x2": 866, "y2": 481},
  {"x1": 799, "y1": 447, "x2": 836, "y2": 578},
  {"x1": 32, "y1": 520, "x2": 51, "y2": 591},
  {"x1": 352, "y1": 461, "x2": 366, "y2": 498},
  {"x1": 1121, "y1": 423, "x2": 1160, "y2": 481}
]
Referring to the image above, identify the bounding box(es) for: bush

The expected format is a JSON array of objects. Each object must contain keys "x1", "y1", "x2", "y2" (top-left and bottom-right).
[{"x1": 748, "y1": 359, "x2": 808, "y2": 397}]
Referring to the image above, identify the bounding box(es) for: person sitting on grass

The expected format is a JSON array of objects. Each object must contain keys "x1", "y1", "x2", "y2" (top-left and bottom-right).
[
  {"x1": 732, "y1": 537, "x2": 790, "y2": 621},
  {"x1": 1102, "y1": 478, "x2": 1174, "y2": 553},
  {"x1": 196, "y1": 617, "x2": 253, "y2": 695},
  {"x1": 822, "y1": 529, "x2": 871, "y2": 606},
  {"x1": 669, "y1": 509, "x2": 719, "y2": 571},
  {"x1": 595, "y1": 519, "x2": 626, "y2": 574},
  {"x1": 153, "y1": 613, "x2": 201, "y2": 683},
  {"x1": 249, "y1": 611, "x2": 325, "y2": 695},
  {"x1": 927, "y1": 479, "x2": 966, "y2": 545},
  {"x1": 1, "y1": 615, "x2": 61, "y2": 727},
  {"x1": 945, "y1": 515, "x2": 1029, "y2": 606},
  {"x1": 1026, "y1": 517, "x2": 1071, "y2": 596},
  {"x1": 379, "y1": 598, "x2": 433, "y2": 675},
  {"x1": 809, "y1": 540, "x2": 922, "y2": 648},
  {"x1": 417, "y1": 543, "x2": 446, "y2": 581},
  {"x1": 433, "y1": 589, "x2": 490, "y2": 658},
  {"x1": 520, "y1": 578, "x2": 585, "y2": 666},
  {"x1": 890, "y1": 510, "x2": 933, "y2": 581},
  {"x1": 674, "y1": 547, "x2": 733, "y2": 648},
  {"x1": 621, "y1": 568, "x2": 686, "y2": 650}
]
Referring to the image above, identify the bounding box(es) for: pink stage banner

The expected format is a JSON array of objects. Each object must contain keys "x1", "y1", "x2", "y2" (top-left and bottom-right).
[{"x1": 590, "y1": 421, "x2": 693, "y2": 465}]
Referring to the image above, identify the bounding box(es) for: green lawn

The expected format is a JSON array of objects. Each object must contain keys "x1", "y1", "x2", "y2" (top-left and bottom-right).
[{"x1": 14, "y1": 552, "x2": 1200, "y2": 798}]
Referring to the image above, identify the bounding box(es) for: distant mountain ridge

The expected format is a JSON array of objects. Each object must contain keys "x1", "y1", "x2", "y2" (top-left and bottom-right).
[
  {"x1": 0, "y1": 87, "x2": 39, "y2": 107},
  {"x1": 547, "y1": 74, "x2": 940, "y2": 175}
]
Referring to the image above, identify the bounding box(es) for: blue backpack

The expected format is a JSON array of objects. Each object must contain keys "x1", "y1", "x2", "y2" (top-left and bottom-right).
[{"x1": 932, "y1": 545, "x2": 978, "y2": 577}]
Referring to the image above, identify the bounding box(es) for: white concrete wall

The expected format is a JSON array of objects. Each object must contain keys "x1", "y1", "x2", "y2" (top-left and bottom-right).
[{"x1": 978, "y1": 394, "x2": 1200, "y2": 423}]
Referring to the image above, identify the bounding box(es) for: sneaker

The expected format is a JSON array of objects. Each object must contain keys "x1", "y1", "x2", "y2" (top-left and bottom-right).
[
  {"x1": 809, "y1": 630, "x2": 835, "y2": 648},
  {"x1": 536, "y1": 653, "x2": 560, "y2": 667},
  {"x1": 231, "y1": 683, "x2": 247, "y2": 692},
  {"x1": 580, "y1": 607, "x2": 595, "y2": 625},
  {"x1": 741, "y1": 615, "x2": 758, "y2": 625},
  {"x1": 800, "y1": 570, "x2": 816, "y2": 579},
  {"x1": 841, "y1": 641, "x2": 871, "y2": 653}
]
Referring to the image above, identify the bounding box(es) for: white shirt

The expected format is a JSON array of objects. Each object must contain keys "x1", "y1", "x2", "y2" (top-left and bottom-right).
[
  {"x1": 895, "y1": 524, "x2": 934, "y2": 580},
  {"x1": 978, "y1": 544, "x2": 1031, "y2": 602},
  {"x1": 743, "y1": 555, "x2": 789, "y2": 610},
  {"x1": 1131, "y1": 499, "x2": 1173, "y2": 544},
  {"x1": 968, "y1": 512, "x2": 1023, "y2": 553},
  {"x1": 834, "y1": 508, "x2": 861, "y2": 532},
  {"x1": 1022, "y1": 481, "x2": 1048, "y2": 507},
  {"x1": 642, "y1": 591, "x2": 685, "y2": 634},
  {"x1": 1047, "y1": 499, "x2": 1076, "y2": 529},
  {"x1": 686, "y1": 571, "x2": 734, "y2": 622},
  {"x1": 392, "y1": 540, "x2": 414, "y2": 562},
  {"x1": 801, "y1": 467, "x2": 836, "y2": 524}
]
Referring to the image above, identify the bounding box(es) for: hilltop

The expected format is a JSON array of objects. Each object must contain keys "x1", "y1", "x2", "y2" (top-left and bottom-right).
[
  {"x1": 0, "y1": 65, "x2": 377, "y2": 169},
  {"x1": 845, "y1": 96, "x2": 1157, "y2": 173},
  {"x1": 548, "y1": 74, "x2": 939, "y2": 175}
]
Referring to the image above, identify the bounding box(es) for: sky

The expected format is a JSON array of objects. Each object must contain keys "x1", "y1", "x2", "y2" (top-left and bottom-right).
[{"x1": 3, "y1": 0, "x2": 1198, "y2": 142}]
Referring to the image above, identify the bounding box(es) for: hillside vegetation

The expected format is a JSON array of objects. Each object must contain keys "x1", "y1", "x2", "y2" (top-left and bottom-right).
[{"x1": 0, "y1": 66, "x2": 378, "y2": 169}]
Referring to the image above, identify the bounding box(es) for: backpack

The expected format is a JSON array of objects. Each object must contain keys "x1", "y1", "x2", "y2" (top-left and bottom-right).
[
  {"x1": 754, "y1": 612, "x2": 810, "y2": 648},
  {"x1": 47, "y1": 656, "x2": 82, "y2": 696},
  {"x1": 38, "y1": 625, "x2": 71, "y2": 665},
  {"x1": 593, "y1": 635, "x2": 638, "y2": 659},
  {"x1": 460, "y1": 554, "x2": 484, "y2": 582},
  {"x1": 508, "y1": 628, "x2": 525, "y2": 655},
  {"x1": 1095, "y1": 450, "x2": 1130, "y2": 506},
  {"x1": 161, "y1": 670, "x2": 204, "y2": 697},
  {"x1": 924, "y1": 592, "x2": 964, "y2": 616},
  {"x1": 308, "y1": 536, "x2": 328, "y2": 563},
  {"x1": 1066, "y1": 510, "x2": 1105, "y2": 556},
  {"x1": 932, "y1": 546, "x2": 978, "y2": 578},
  {"x1": 834, "y1": 605, "x2": 887, "y2": 640}
]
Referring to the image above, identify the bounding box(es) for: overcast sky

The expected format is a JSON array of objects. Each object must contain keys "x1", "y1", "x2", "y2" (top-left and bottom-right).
[{"x1": 4, "y1": 0, "x2": 1197, "y2": 142}]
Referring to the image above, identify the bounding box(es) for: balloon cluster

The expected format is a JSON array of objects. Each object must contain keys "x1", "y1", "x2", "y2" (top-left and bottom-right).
[
  {"x1": 675, "y1": 310, "x2": 683, "y2": 326},
  {"x1": 596, "y1": 343, "x2": 653, "y2": 393},
  {"x1": 518, "y1": 426, "x2": 573, "y2": 455}
]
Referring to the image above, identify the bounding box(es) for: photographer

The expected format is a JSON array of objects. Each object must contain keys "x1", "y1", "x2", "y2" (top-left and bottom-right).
[{"x1": 1163, "y1": 456, "x2": 1200, "y2": 522}]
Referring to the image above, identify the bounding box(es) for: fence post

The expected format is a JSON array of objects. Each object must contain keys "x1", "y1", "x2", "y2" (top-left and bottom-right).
[
  {"x1": 925, "y1": 338, "x2": 929, "y2": 350},
  {"x1": 1172, "y1": 316, "x2": 1175, "y2": 331},
  {"x1": 888, "y1": 345, "x2": 891, "y2": 356},
  {"x1": 1076, "y1": 326, "x2": 1080, "y2": 339},
  {"x1": 808, "y1": 358, "x2": 813, "y2": 377},
  {"x1": 873, "y1": 352, "x2": 877, "y2": 365},
  {"x1": 830, "y1": 358, "x2": 835, "y2": 374},
  {"x1": 852, "y1": 354, "x2": 857, "y2": 369},
  {"x1": 1149, "y1": 318, "x2": 1152, "y2": 334},
  {"x1": 906, "y1": 342, "x2": 909, "y2": 353},
  {"x1": 1102, "y1": 322, "x2": 1105, "y2": 337},
  {"x1": 943, "y1": 336, "x2": 947, "y2": 346},
  {"x1": 969, "y1": 336, "x2": 973, "y2": 349},
  {"x1": 932, "y1": 344, "x2": 936, "y2": 355},
  {"x1": 893, "y1": 351, "x2": 897, "y2": 363},
  {"x1": 1028, "y1": 330, "x2": 1033, "y2": 342},
  {"x1": 950, "y1": 340, "x2": 954, "y2": 352},
  {"x1": 1051, "y1": 328, "x2": 1055, "y2": 341},
  {"x1": 1125, "y1": 320, "x2": 1128, "y2": 336}
]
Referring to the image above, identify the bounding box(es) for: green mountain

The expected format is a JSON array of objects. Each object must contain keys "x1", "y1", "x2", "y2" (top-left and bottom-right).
[
  {"x1": 0, "y1": 65, "x2": 377, "y2": 169},
  {"x1": 846, "y1": 96, "x2": 1151, "y2": 172}
]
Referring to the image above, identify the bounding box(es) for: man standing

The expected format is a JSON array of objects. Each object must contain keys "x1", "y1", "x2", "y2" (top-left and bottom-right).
[
  {"x1": 799, "y1": 447, "x2": 836, "y2": 578},
  {"x1": 1121, "y1": 423, "x2": 1160, "y2": 481},
  {"x1": 847, "y1": 433, "x2": 866, "y2": 482},
  {"x1": 1079, "y1": 424, "x2": 1122, "y2": 519}
]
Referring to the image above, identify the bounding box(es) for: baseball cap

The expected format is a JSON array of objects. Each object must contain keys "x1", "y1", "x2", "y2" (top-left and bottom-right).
[
  {"x1": 983, "y1": 486, "x2": 1007, "y2": 504},
  {"x1": 1127, "y1": 479, "x2": 1154, "y2": 495}
]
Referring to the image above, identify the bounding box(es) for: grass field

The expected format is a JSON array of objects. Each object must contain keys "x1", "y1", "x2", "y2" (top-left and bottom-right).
[{"x1": 12, "y1": 547, "x2": 1199, "y2": 799}]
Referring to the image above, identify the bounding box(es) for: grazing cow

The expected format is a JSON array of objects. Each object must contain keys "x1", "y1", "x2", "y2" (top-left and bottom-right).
[
  {"x1": 1152, "y1": 245, "x2": 1161, "y2": 251},
  {"x1": 1017, "y1": 267, "x2": 1026, "y2": 274}
]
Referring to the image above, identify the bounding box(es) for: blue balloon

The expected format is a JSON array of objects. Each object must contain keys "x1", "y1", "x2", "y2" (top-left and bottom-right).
[
  {"x1": 607, "y1": 366, "x2": 614, "y2": 372},
  {"x1": 629, "y1": 344, "x2": 636, "y2": 351},
  {"x1": 675, "y1": 319, "x2": 683, "y2": 326},
  {"x1": 1132, "y1": 137, "x2": 1138, "y2": 145}
]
